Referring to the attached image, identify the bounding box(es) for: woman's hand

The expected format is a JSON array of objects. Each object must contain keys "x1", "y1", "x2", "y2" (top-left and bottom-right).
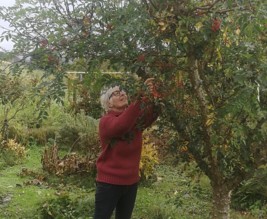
[
  {"x1": 144, "y1": 78, "x2": 155, "y2": 93},
  {"x1": 144, "y1": 78, "x2": 161, "y2": 98}
]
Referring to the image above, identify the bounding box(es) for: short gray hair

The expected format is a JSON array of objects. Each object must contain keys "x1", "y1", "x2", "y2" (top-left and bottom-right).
[{"x1": 100, "y1": 86, "x2": 117, "y2": 112}]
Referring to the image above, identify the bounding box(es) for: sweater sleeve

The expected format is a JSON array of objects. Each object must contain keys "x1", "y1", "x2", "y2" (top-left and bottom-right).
[
  {"x1": 138, "y1": 101, "x2": 159, "y2": 130},
  {"x1": 143, "y1": 104, "x2": 159, "y2": 129},
  {"x1": 100, "y1": 101, "x2": 142, "y2": 139}
]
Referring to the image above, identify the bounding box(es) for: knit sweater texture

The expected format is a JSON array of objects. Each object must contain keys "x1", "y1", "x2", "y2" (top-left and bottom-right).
[{"x1": 96, "y1": 100, "x2": 158, "y2": 185}]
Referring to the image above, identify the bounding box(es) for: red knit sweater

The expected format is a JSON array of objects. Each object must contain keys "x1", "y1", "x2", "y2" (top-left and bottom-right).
[{"x1": 96, "y1": 100, "x2": 158, "y2": 185}]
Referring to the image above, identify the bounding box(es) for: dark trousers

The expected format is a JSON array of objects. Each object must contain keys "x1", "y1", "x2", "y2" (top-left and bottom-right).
[{"x1": 93, "y1": 182, "x2": 138, "y2": 219}]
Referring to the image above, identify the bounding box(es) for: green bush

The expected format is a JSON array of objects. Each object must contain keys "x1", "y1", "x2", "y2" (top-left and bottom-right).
[
  {"x1": 56, "y1": 111, "x2": 99, "y2": 155},
  {"x1": 0, "y1": 96, "x2": 61, "y2": 146},
  {"x1": 40, "y1": 193, "x2": 95, "y2": 219},
  {"x1": 140, "y1": 129, "x2": 159, "y2": 183},
  {"x1": 0, "y1": 135, "x2": 27, "y2": 166},
  {"x1": 231, "y1": 167, "x2": 267, "y2": 211},
  {"x1": 5, "y1": 100, "x2": 100, "y2": 156}
]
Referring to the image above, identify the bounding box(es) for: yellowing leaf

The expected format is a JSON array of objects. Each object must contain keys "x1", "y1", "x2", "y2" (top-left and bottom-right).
[
  {"x1": 195, "y1": 22, "x2": 203, "y2": 31},
  {"x1": 223, "y1": 30, "x2": 232, "y2": 47},
  {"x1": 206, "y1": 118, "x2": 213, "y2": 126},
  {"x1": 83, "y1": 16, "x2": 90, "y2": 26},
  {"x1": 205, "y1": 112, "x2": 215, "y2": 127},
  {"x1": 163, "y1": 38, "x2": 171, "y2": 43},
  {"x1": 216, "y1": 48, "x2": 222, "y2": 61},
  {"x1": 207, "y1": 105, "x2": 214, "y2": 110},
  {"x1": 161, "y1": 25, "x2": 167, "y2": 31},
  {"x1": 235, "y1": 28, "x2": 241, "y2": 35}
]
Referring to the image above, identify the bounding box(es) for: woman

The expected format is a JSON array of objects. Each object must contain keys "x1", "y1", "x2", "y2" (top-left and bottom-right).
[{"x1": 94, "y1": 78, "x2": 160, "y2": 219}]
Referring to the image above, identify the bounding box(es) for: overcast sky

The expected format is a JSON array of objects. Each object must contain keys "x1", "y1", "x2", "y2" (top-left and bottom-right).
[{"x1": 0, "y1": 0, "x2": 16, "y2": 51}]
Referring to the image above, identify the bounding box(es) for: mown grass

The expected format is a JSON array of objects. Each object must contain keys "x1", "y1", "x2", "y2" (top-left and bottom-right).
[
  {"x1": 133, "y1": 164, "x2": 212, "y2": 219},
  {"x1": 0, "y1": 146, "x2": 55, "y2": 218},
  {"x1": 0, "y1": 146, "x2": 263, "y2": 219}
]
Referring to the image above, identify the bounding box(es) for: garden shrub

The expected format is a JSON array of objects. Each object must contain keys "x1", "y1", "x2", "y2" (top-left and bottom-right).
[
  {"x1": 0, "y1": 134, "x2": 27, "y2": 165},
  {"x1": 28, "y1": 126, "x2": 57, "y2": 145},
  {"x1": 41, "y1": 144, "x2": 96, "y2": 176},
  {"x1": 0, "y1": 95, "x2": 63, "y2": 146},
  {"x1": 68, "y1": 80, "x2": 102, "y2": 119},
  {"x1": 56, "y1": 111, "x2": 99, "y2": 155},
  {"x1": 231, "y1": 167, "x2": 267, "y2": 211},
  {"x1": 140, "y1": 129, "x2": 159, "y2": 182},
  {"x1": 1, "y1": 120, "x2": 56, "y2": 146},
  {"x1": 21, "y1": 101, "x2": 69, "y2": 145},
  {"x1": 149, "y1": 124, "x2": 188, "y2": 165},
  {"x1": 40, "y1": 193, "x2": 95, "y2": 219}
]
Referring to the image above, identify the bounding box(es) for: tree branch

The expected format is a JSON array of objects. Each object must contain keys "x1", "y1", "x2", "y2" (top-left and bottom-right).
[
  {"x1": 193, "y1": 0, "x2": 223, "y2": 11},
  {"x1": 188, "y1": 50, "x2": 217, "y2": 178},
  {"x1": 52, "y1": 0, "x2": 73, "y2": 29}
]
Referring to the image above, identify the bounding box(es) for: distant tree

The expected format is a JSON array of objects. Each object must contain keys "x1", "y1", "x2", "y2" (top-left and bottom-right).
[
  {"x1": 0, "y1": 51, "x2": 5, "y2": 59},
  {"x1": 0, "y1": 74, "x2": 28, "y2": 140},
  {"x1": 0, "y1": 49, "x2": 10, "y2": 61}
]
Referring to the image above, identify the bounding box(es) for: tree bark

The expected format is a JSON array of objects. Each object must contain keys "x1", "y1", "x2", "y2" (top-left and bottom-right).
[{"x1": 211, "y1": 185, "x2": 232, "y2": 219}]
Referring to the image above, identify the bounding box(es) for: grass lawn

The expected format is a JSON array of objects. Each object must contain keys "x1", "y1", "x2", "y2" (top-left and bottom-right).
[
  {"x1": 133, "y1": 164, "x2": 212, "y2": 219},
  {"x1": 0, "y1": 147, "x2": 56, "y2": 218},
  {"x1": 0, "y1": 146, "x2": 264, "y2": 219}
]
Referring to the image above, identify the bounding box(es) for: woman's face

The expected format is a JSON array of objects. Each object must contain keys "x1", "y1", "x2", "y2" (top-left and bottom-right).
[{"x1": 108, "y1": 86, "x2": 128, "y2": 112}]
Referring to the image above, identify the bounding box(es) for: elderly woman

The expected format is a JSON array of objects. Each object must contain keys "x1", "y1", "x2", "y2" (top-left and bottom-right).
[{"x1": 94, "y1": 78, "x2": 160, "y2": 219}]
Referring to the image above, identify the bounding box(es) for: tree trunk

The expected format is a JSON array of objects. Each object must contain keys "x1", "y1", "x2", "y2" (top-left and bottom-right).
[{"x1": 211, "y1": 184, "x2": 232, "y2": 219}]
